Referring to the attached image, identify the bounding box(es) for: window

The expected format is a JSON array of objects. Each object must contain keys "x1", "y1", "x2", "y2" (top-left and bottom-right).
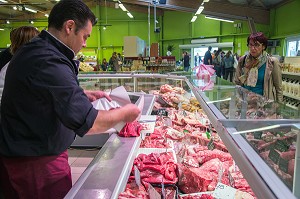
[{"x1": 286, "y1": 37, "x2": 300, "y2": 57}]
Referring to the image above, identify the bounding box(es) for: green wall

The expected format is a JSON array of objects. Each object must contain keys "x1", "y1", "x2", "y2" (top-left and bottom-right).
[{"x1": 0, "y1": 0, "x2": 299, "y2": 61}]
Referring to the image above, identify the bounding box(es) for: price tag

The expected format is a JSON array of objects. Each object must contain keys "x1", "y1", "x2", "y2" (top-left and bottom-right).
[
  {"x1": 134, "y1": 165, "x2": 141, "y2": 187},
  {"x1": 268, "y1": 148, "x2": 280, "y2": 164},
  {"x1": 228, "y1": 171, "x2": 235, "y2": 187},
  {"x1": 253, "y1": 131, "x2": 263, "y2": 139},
  {"x1": 213, "y1": 182, "x2": 236, "y2": 199},
  {"x1": 207, "y1": 139, "x2": 215, "y2": 150},
  {"x1": 279, "y1": 157, "x2": 289, "y2": 173},
  {"x1": 206, "y1": 130, "x2": 211, "y2": 139},
  {"x1": 274, "y1": 140, "x2": 289, "y2": 152},
  {"x1": 148, "y1": 184, "x2": 161, "y2": 199},
  {"x1": 157, "y1": 108, "x2": 168, "y2": 117}
]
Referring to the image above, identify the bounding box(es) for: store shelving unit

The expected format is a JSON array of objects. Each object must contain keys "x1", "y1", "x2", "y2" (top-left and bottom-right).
[{"x1": 66, "y1": 74, "x2": 300, "y2": 199}]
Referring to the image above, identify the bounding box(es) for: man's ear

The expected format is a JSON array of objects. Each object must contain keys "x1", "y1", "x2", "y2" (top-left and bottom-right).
[{"x1": 65, "y1": 20, "x2": 75, "y2": 34}]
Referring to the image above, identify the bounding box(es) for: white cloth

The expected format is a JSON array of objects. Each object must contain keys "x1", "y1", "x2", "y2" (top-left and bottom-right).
[{"x1": 0, "y1": 61, "x2": 9, "y2": 103}]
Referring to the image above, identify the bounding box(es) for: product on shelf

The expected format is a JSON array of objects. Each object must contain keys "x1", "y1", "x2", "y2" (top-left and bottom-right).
[{"x1": 79, "y1": 61, "x2": 94, "y2": 72}]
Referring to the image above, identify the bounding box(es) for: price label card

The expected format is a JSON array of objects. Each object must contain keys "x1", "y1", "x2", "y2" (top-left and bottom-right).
[
  {"x1": 213, "y1": 182, "x2": 236, "y2": 199},
  {"x1": 274, "y1": 140, "x2": 289, "y2": 152},
  {"x1": 134, "y1": 165, "x2": 141, "y2": 187},
  {"x1": 207, "y1": 139, "x2": 215, "y2": 150},
  {"x1": 279, "y1": 157, "x2": 289, "y2": 173},
  {"x1": 228, "y1": 171, "x2": 235, "y2": 187},
  {"x1": 268, "y1": 148, "x2": 280, "y2": 164},
  {"x1": 157, "y1": 108, "x2": 168, "y2": 117},
  {"x1": 253, "y1": 131, "x2": 263, "y2": 139}
]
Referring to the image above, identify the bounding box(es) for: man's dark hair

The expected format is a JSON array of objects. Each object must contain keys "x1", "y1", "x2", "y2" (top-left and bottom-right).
[
  {"x1": 48, "y1": 0, "x2": 97, "y2": 33},
  {"x1": 208, "y1": 46, "x2": 212, "y2": 51}
]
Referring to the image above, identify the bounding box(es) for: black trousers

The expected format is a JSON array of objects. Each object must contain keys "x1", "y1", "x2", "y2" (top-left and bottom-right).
[{"x1": 224, "y1": 67, "x2": 234, "y2": 82}]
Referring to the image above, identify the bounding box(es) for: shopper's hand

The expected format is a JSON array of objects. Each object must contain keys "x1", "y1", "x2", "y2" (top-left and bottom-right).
[{"x1": 84, "y1": 90, "x2": 112, "y2": 102}]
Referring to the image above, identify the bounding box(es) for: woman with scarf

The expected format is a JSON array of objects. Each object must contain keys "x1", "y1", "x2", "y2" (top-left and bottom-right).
[{"x1": 234, "y1": 32, "x2": 283, "y2": 102}]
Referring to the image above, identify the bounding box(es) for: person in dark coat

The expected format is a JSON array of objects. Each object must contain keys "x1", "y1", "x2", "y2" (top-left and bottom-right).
[
  {"x1": 183, "y1": 51, "x2": 190, "y2": 72},
  {"x1": 203, "y1": 46, "x2": 212, "y2": 65}
]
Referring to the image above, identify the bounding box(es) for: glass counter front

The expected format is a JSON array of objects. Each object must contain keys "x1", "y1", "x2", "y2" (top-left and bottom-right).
[{"x1": 76, "y1": 73, "x2": 299, "y2": 199}]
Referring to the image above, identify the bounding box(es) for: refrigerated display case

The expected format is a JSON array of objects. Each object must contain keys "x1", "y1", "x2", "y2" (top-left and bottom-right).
[{"x1": 65, "y1": 73, "x2": 300, "y2": 199}]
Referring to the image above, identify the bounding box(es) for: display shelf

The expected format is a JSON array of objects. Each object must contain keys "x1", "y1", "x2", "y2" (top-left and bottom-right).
[
  {"x1": 67, "y1": 74, "x2": 300, "y2": 199},
  {"x1": 283, "y1": 92, "x2": 300, "y2": 101},
  {"x1": 282, "y1": 71, "x2": 300, "y2": 77}
]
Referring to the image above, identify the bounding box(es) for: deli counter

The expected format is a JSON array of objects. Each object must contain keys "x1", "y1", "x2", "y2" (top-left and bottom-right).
[{"x1": 65, "y1": 73, "x2": 300, "y2": 199}]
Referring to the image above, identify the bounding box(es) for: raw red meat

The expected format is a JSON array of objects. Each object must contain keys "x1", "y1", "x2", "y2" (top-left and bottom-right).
[
  {"x1": 118, "y1": 121, "x2": 142, "y2": 137},
  {"x1": 179, "y1": 193, "x2": 214, "y2": 199},
  {"x1": 133, "y1": 152, "x2": 178, "y2": 185},
  {"x1": 118, "y1": 181, "x2": 148, "y2": 199}
]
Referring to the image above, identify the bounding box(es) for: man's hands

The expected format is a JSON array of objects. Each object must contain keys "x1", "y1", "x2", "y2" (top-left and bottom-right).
[
  {"x1": 120, "y1": 104, "x2": 141, "y2": 123},
  {"x1": 84, "y1": 90, "x2": 112, "y2": 102}
]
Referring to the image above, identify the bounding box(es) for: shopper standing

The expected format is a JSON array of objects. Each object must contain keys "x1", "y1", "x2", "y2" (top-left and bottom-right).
[
  {"x1": 223, "y1": 50, "x2": 234, "y2": 82},
  {"x1": 0, "y1": 26, "x2": 40, "y2": 104},
  {"x1": 183, "y1": 51, "x2": 190, "y2": 72},
  {"x1": 203, "y1": 46, "x2": 212, "y2": 65},
  {"x1": 234, "y1": 32, "x2": 283, "y2": 102},
  {"x1": 0, "y1": 29, "x2": 16, "y2": 71},
  {"x1": 0, "y1": 1, "x2": 140, "y2": 199},
  {"x1": 212, "y1": 49, "x2": 222, "y2": 77},
  {"x1": 194, "y1": 53, "x2": 201, "y2": 67}
]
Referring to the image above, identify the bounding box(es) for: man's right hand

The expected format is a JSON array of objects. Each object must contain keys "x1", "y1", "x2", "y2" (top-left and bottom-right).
[{"x1": 120, "y1": 104, "x2": 141, "y2": 123}]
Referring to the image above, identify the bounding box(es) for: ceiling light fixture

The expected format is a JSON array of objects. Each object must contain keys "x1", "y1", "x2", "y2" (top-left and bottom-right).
[
  {"x1": 127, "y1": 12, "x2": 133, "y2": 18},
  {"x1": 0, "y1": 28, "x2": 4, "y2": 31},
  {"x1": 205, "y1": 15, "x2": 234, "y2": 23},
  {"x1": 191, "y1": 16, "x2": 197, "y2": 23},
  {"x1": 203, "y1": 0, "x2": 210, "y2": 2},
  {"x1": 24, "y1": 7, "x2": 37, "y2": 13},
  {"x1": 195, "y1": 6, "x2": 204, "y2": 15},
  {"x1": 119, "y1": 3, "x2": 127, "y2": 11},
  {"x1": 0, "y1": 0, "x2": 8, "y2": 3}
]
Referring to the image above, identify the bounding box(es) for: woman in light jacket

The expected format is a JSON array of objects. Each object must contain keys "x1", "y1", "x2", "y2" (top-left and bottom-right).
[{"x1": 234, "y1": 32, "x2": 283, "y2": 102}]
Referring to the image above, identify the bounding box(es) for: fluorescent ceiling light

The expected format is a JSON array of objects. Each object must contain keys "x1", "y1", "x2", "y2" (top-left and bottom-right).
[
  {"x1": 127, "y1": 12, "x2": 133, "y2": 18},
  {"x1": 205, "y1": 16, "x2": 234, "y2": 23},
  {"x1": 203, "y1": 0, "x2": 210, "y2": 2},
  {"x1": 0, "y1": 28, "x2": 4, "y2": 31},
  {"x1": 119, "y1": 3, "x2": 127, "y2": 11},
  {"x1": 0, "y1": 0, "x2": 8, "y2": 3},
  {"x1": 195, "y1": 6, "x2": 204, "y2": 15},
  {"x1": 191, "y1": 16, "x2": 197, "y2": 22},
  {"x1": 24, "y1": 7, "x2": 37, "y2": 13}
]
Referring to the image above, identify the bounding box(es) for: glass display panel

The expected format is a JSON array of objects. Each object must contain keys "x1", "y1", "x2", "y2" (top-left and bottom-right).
[{"x1": 235, "y1": 125, "x2": 300, "y2": 193}]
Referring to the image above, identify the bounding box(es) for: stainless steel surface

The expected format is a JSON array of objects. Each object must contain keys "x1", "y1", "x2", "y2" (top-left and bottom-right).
[{"x1": 65, "y1": 134, "x2": 141, "y2": 199}]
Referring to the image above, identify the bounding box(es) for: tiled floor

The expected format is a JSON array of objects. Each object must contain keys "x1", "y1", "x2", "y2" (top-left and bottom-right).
[{"x1": 68, "y1": 148, "x2": 100, "y2": 185}]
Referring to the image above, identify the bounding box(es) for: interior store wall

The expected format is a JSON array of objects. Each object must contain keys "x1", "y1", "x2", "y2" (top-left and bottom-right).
[{"x1": 0, "y1": 0, "x2": 299, "y2": 61}]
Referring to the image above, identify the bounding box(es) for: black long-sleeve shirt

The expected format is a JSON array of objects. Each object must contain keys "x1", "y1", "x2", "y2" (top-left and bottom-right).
[{"x1": 0, "y1": 30, "x2": 98, "y2": 156}]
